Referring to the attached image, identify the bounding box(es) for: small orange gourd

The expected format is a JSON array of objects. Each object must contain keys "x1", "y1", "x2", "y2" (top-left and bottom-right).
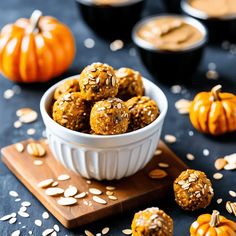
[
  {"x1": 0, "y1": 10, "x2": 75, "y2": 83},
  {"x1": 189, "y1": 85, "x2": 236, "y2": 135},
  {"x1": 190, "y1": 210, "x2": 236, "y2": 236}
]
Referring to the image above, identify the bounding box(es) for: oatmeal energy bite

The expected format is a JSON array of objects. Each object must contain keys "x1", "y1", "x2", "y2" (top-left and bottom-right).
[
  {"x1": 126, "y1": 96, "x2": 159, "y2": 131},
  {"x1": 174, "y1": 169, "x2": 214, "y2": 211},
  {"x1": 54, "y1": 78, "x2": 80, "y2": 100},
  {"x1": 79, "y1": 62, "x2": 118, "y2": 101},
  {"x1": 131, "y1": 207, "x2": 173, "y2": 236},
  {"x1": 115, "y1": 67, "x2": 144, "y2": 101},
  {"x1": 52, "y1": 92, "x2": 90, "y2": 131},
  {"x1": 90, "y1": 97, "x2": 129, "y2": 135}
]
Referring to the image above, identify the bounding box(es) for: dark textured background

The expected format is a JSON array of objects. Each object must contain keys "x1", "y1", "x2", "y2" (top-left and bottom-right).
[{"x1": 0, "y1": 0, "x2": 236, "y2": 235}]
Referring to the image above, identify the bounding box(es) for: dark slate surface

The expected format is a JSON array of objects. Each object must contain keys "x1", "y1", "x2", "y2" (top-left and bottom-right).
[{"x1": 0, "y1": 0, "x2": 236, "y2": 235}]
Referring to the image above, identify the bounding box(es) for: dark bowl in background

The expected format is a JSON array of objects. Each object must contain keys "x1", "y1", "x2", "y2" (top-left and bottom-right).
[
  {"x1": 132, "y1": 15, "x2": 208, "y2": 84},
  {"x1": 76, "y1": 0, "x2": 145, "y2": 39},
  {"x1": 164, "y1": 0, "x2": 181, "y2": 13},
  {"x1": 181, "y1": 0, "x2": 236, "y2": 43}
]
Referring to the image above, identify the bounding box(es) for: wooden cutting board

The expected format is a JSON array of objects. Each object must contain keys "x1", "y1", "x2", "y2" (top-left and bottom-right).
[{"x1": 1, "y1": 139, "x2": 187, "y2": 229}]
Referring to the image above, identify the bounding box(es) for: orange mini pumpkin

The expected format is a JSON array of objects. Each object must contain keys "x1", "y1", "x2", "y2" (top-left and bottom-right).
[
  {"x1": 0, "y1": 10, "x2": 75, "y2": 83},
  {"x1": 190, "y1": 210, "x2": 236, "y2": 236},
  {"x1": 189, "y1": 85, "x2": 236, "y2": 135}
]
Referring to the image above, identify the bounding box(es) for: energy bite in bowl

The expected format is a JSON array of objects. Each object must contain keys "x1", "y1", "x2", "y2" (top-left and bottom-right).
[
  {"x1": 116, "y1": 67, "x2": 144, "y2": 101},
  {"x1": 90, "y1": 97, "x2": 129, "y2": 135},
  {"x1": 173, "y1": 169, "x2": 214, "y2": 211},
  {"x1": 54, "y1": 78, "x2": 80, "y2": 100},
  {"x1": 131, "y1": 207, "x2": 173, "y2": 236},
  {"x1": 52, "y1": 92, "x2": 90, "y2": 131},
  {"x1": 126, "y1": 96, "x2": 159, "y2": 131},
  {"x1": 79, "y1": 62, "x2": 118, "y2": 101}
]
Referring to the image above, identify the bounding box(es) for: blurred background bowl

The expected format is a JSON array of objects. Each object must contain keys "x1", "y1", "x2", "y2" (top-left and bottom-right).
[
  {"x1": 132, "y1": 15, "x2": 208, "y2": 84},
  {"x1": 181, "y1": 0, "x2": 236, "y2": 43},
  {"x1": 75, "y1": 0, "x2": 146, "y2": 39}
]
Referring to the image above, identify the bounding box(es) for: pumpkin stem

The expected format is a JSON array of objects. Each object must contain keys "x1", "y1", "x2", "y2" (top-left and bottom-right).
[
  {"x1": 28, "y1": 10, "x2": 43, "y2": 34},
  {"x1": 211, "y1": 85, "x2": 222, "y2": 101},
  {"x1": 210, "y1": 210, "x2": 220, "y2": 227}
]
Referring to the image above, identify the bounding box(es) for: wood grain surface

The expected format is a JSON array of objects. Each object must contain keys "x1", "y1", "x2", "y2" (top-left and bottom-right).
[{"x1": 1, "y1": 139, "x2": 187, "y2": 229}]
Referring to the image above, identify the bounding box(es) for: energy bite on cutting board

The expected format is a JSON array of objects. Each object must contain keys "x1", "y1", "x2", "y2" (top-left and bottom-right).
[
  {"x1": 52, "y1": 92, "x2": 90, "y2": 131},
  {"x1": 126, "y1": 96, "x2": 159, "y2": 131},
  {"x1": 115, "y1": 67, "x2": 144, "y2": 101},
  {"x1": 131, "y1": 207, "x2": 173, "y2": 236},
  {"x1": 173, "y1": 169, "x2": 214, "y2": 211},
  {"x1": 90, "y1": 97, "x2": 129, "y2": 135},
  {"x1": 79, "y1": 62, "x2": 118, "y2": 101}
]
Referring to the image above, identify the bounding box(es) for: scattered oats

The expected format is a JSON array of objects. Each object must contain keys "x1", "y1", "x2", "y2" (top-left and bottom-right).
[
  {"x1": 51, "y1": 232, "x2": 57, "y2": 236},
  {"x1": 37, "y1": 178, "x2": 54, "y2": 188},
  {"x1": 96, "y1": 233, "x2": 102, "y2": 236},
  {"x1": 9, "y1": 217, "x2": 17, "y2": 224},
  {"x1": 203, "y1": 149, "x2": 210, "y2": 156},
  {"x1": 186, "y1": 153, "x2": 195, "y2": 161},
  {"x1": 45, "y1": 187, "x2": 64, "y2": 196},
  {"x1": 34, "y1": 219, "x2": 42, "y2": 227},
  {"x1": 64, "y1": 185, "x2": 78, "y2": 197},
  {"x1": 164, "y1": 134, "x2": 176, "y2": 144},
  {"x1": 34, "y1": 160, "x2": 43, "y2": 166},
  {"x1": 15, "y1": 198, "x2": 21, "y2": 202},
  {"x1": 175, "y1": 99, "x2": 191, "y2": 110},
  {"x1": 224, "y1": 163, "x2": 236, "y2": 170},
  {"x1": 21, "y1": 201, "x2": 31, "y2": 207},
  {"x1": 57, "y1": 197, "x2": 77, "y2": 206},
  {"x1": 85, "y1": 230, "x2": 94, "y2": 236},
  {"x1": 42, "y1": 228, "x2": 54, "y2": 236},
  {"x1": 226, "y1": 201, "x2": 236, "y2": 216},
  {"x1": 9, "y1": 191, "x2": 19, "y2": 198},
  {"x1": 215, "y1": 158, "x2": 227, "y2": 170},
  {"x1": 28, "y1": 231, "x2": 32, "y2": 235},
  {"x1": 42, "y1": 212, "x2": 49, "y2": 219},
  {"x1": 158, "y1": 162, "x2": 169, "y2": 168},
  {"x1": 15, "y1": 143, "x2": 24, "y2": 153},
  {"x1": 106, "y1": 191, "x2": 114, "y2": 196},
  {"x1": 229, "y1": 190, "x2": 236, "y2": 198},
  {"x1": 110, "y1": 39, "x2": 124, "y2": 51},
  {"x1": 154, "y1": 149, "x2": 162, "y2": 156},
  {"x1": 11, "y1": 230, "x2": 21, "y2": 236},
  {"x1": 21, "y1": 226, "x2": 26, "y2": 229},
  {"x1": 102, "y1": 227, "x2": 109, "y2": 235},
  {"x1": 89, "y1": 188, "x2": 102, "y2": 195},
  {"x1": 92, "y1": 196, "x2": 107, "y2": 205},
  {"x1": 57, "y1": 174, "x2": 70, "y2": 181},
  {"x1": 129, "y1": 47, "x2": 136, "y2": 56},
  {"x1": 86, "y1": 180, "x2": 92, "y2": 185},
  {"x1": 84, "y1": 38, "x2": 95, "y2": 49},
  {"x1": 106, "y1": 186, "x2": 115, "y2": 191},
  {"x1": 149, "y1": 169, "x2": 167, "y2": 179},
  {"x1": 14, "y1": 121, "x2": 22, "y2": 129},
  {"x1": 53, "y1": 224, "x2": 60, "y2": 232},
  {"x1": 171, "y1": 85, "x2": 182, "y2": 94},
  {"x1": 0, "y1": 214, "x2": 15, "y2": 221},
  {"x1": 19, "y1": 207, "x2": 27, "y2": 212},
  {"x1": 122, "y1": 229, "x2": 132, "y2": 235},
  {"x1": 217, "y1": 198, "x2": 223, "y2": 204},
  {"x1": 52, "y1": 181, "x2": 58, "y2": 187},
  {"x1": 18, "y1": 211, "x2": 29, "y2": 218},
  {"x1": 27, "y1": 142, "x2": 46, "y2": 157},
  {"x1": 4, "y1": 89, "x2": 14, "y2": 99},
  {"x1": 188, "y1": 131, "x2": 194, "y2": 136},
  {"x1": 74, "y1": 192, "x2": 87, "y2": 199},
  {"x1": 213, "y1": 173, "x2": 223, "y2": 180},
  {"x1": 206, "y1": 70, "x2": 219, "y2": 80},
  {"x1": 108, "y1": 195, "x2": 118, "y2": 201},
  {"x1": 27, "y1": 128, "x2": 36, "y2": 135},
  {"x1": 18, "y1": 109, "x2": 38, "y2": 123}
]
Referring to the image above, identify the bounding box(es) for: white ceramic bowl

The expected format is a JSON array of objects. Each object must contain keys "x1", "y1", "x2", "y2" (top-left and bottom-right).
[{"x1": 40, "y1": 75, "x2": 168, "y2": 180}]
